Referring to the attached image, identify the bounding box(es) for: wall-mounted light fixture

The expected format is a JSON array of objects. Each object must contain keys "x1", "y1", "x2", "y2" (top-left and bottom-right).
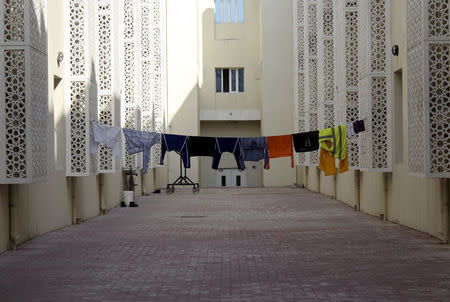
[
  {"x1": 392, "y1": 45, "x2": 399, "y2": 56},
  {"x1": 57, "y1": 52, "x2": 64, "y2": 65}
]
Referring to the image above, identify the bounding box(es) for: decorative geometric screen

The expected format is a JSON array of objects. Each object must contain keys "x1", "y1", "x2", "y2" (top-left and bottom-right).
[
  {"x1": 65, "y1": 0, "x2": 98, "y2": 176},
  {"x1": 294, "y1": 0, "x2": 392, "y2": 173},
  {"x1": 120, "y1": 0, "x2": 140, "y2": 170},
  {"x1": 336, "y1": 0, "x2": 361, "y2": 169},
  {"x1": 317, "y1": 0, "x2": 336, "y2": 132},
  {"x1": 140, "y1": 0, "x2": 166, "y2": 169},
  {"x1": 294, "y1": 0, "x2": 307, "y2": 166},
  {"x1": 358, "y1": 0, "x2": 392, "y2": 172},
  {"x1": 307, "y1": 1, "x2": 319, "y2": 166},
  {"x1": 96, "y1": 0, "x2": 120, "y2": 173},
  {"x1": 407, "y1": 0, "x2": 449, "y2": 178},
  {"x1": 0, "y1": 0, "x2": 48, "y2": 184},
  {"x1": 119, "y1": 0, "x2": 166, "y2": 171}
]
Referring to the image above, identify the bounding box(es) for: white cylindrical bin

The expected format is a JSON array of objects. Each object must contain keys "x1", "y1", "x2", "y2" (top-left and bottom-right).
[{"x1": 122, "y1": 191, "x2": 134, "y2": 206}]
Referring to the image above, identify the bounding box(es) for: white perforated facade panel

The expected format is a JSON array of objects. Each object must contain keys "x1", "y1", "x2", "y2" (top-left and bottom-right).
[
  {"x1": 358, "y1": 0, "x2": 392, "y2": 172},
  {"x1": 65, "y1": 0, "x2": 98, "y2": 176},
  {"x1": 96, "y1": 0, "x2": 120, "y2": 173},
  {"x1": 119, "y1": 0, "x2": 166, "y2": 170},
  {"x1": 120, "y1": 0, "x2": 141, "y2": 170},
  {"x1": 294, "y1": 0, "x2": 392, "y2": 172},
  {"x1": 141, "y1": 0, "x2": 166, "y2": 169},
  {"x1": 293, "y1": 0, "x2": 307, "y2": 166},
  {"x1": 0, "y1": 0, "x2": 48, "y2": 184},
  {"x1": 317, "y1": 0, "x2": 336, "y2": 130},
  {"x1": 407, "y1": 0, "x2": 449, "y2": 178}
]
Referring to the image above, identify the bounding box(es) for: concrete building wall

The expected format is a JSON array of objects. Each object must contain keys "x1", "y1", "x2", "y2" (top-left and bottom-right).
[
  {"x1": 319, "y1": 172, "x2": 335, "y2": 198},
  {"x1": 0, "y1": 185, "x2": 9, "y2": 253},
  {"x1": 336, "y1": 172, "x2": 358, "y2": 209},
  {"x1": 199, "y1": 0, "x2": 262, "y2": 112},
  {"x1": 101, "y1": 172, "x2": 123, "y2": 211},
  {"x1": 160, "y1": 0, "x2": 200, "y2": 188},
  {"x1": 75, "y1": 177, "x2": 100, "y2": 221},
  {"x1": 261, "y1": 0, "x2": 295, "y2": 187},
  {"x1": 142, "y1": 169, "x2": 156, "y2": 195}
]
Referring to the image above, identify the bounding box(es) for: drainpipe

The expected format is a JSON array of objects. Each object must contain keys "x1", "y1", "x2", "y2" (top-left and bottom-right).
[
  {"x1": 70, "y1": 177, "x2": 77, "y2": 224},
  {"x1": 305, "y1": 167, "x2": 309, "y2": 189},
  {"x1": 99, "y1": 173, "x2": 105, "y2": 214},
  {"x1": 442, "y1": 178, "x2": 449, "y2": 244},
  {"x1": 355, "y1": 170, "x2": 361, "y2": 211},
  {"x1": 383, "y1": 172, "x2": 391, "y2": 221},
  {"x1": 333, "y1": 174, "x2": 337, "y2": 199},
  {"x1": 316, "y1": 167, "x2": 321, "y2": 193},
  {"x1": 8, "y1": 185, "x2": 17, "y2": 250}
]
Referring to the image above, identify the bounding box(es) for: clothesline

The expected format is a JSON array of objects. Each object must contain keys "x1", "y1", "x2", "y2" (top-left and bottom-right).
[{"x1": 90, "y1": 120, "x2": 365, "y2": 176}]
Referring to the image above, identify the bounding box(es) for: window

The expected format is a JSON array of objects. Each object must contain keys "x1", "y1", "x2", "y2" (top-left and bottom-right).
[
  {"x1": 215, "y1": 0, "x2": 244, "y2": 24},
  {"x1": 216, "y1": 68, "x2": 244, "y2": 93}
]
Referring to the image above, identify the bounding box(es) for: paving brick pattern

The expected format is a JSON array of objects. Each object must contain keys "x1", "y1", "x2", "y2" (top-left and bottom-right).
[{"x1": 0, "y1": 188, "x2": 449, "y2": 301}]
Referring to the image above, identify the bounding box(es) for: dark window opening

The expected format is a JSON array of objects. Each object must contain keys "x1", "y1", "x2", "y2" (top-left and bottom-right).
[
  {"x1": 231, "y1": 69, "x2": 237, "y2": 92},
  {"x1": 223, "y1": 68, "x2": 230, "y2": 92},
  {"x1": 221, "y1": 175, "x2": 226, "y2": 187},
  {"x1": 216, "y1": 68, "x2": 222, "y2": 92},
  {"x1": 236, "y1": 175, "x2": 241, "y2": 187},
  {"x1": 238, "y1": 68, "x2": 244, "y2": 92}
]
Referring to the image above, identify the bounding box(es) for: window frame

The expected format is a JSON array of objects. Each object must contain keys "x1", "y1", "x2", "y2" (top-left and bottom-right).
[
  {"x1": 216, "y1": 67, "x2": 244, "y2": 94},
  {"x1": 214, "y1": 0, "x2": 244, "y2": 24}
]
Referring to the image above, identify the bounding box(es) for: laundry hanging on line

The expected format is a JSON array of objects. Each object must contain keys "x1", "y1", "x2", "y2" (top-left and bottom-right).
[
  {"x1": 90, "y1": 119, "x2": 365, "y2": 175},
  {"x1": 160, "y1": 134, "x2": 190, "y2": 169},
  {"x1": 90, "y1": 122, "x2": 122, "y2": 157},
  {"x1": 242, "y1": 137, "x2": 269, "y2": 169},
  {"x1": 212, "y1": 137, "x2": 245, "y2": 171},
  {"x1": 292, "y1": 131, "x2": 319, "y2": 153},
  {"x1": 318, "y1": 125, "x2": 349, "y2": 176},
  {"x1": 266, "y1": 135, "x2": 295, "y2": 169},
  {"x1": 122, "y1": 128, "x2": 161, "y2": 173}
]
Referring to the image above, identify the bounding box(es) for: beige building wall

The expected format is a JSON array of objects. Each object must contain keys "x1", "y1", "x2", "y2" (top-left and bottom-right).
[
  {"x1": 155, "y1": 0, "x2": 200, "y2": 189},
  {"x1": 74, "y1": 177, "x2": 100, "y2": 221},
  {"x1": 261, "y1": 0, "x2": 295, "y2": 187},
  {"x1": 300, "y1": 0, "x2": 449, "y2": 242},
  {"x1": 199, "y1": 0, "x2": 262, "y2": 113},
  {"x1": 142, "y1": 169, "x2": 156, "y2": 195},
  {"x1": 101, "y1": 172, "x2": 123, "y2": 210},
  {"x1": 336, "y1": 172, "x2": 358, "y2": 209}
]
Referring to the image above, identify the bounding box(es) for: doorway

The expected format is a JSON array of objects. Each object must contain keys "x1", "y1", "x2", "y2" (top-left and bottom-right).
[{"x1": 216, "y1": 169, "x2": 247, "y2": 187}]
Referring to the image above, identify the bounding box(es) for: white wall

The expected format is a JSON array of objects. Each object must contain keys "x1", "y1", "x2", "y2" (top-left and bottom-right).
[
  {"x1": 261, "y1": 0, "x2": 295, "y2": 187},
  {"x1": 163, "y1": 0, "x2": 200, "y2": 186}
]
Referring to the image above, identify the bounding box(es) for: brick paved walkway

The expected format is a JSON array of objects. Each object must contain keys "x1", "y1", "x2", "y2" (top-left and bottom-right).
[{"x1": 0, "y1": 188, "x2": 449, "y2": 301}]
